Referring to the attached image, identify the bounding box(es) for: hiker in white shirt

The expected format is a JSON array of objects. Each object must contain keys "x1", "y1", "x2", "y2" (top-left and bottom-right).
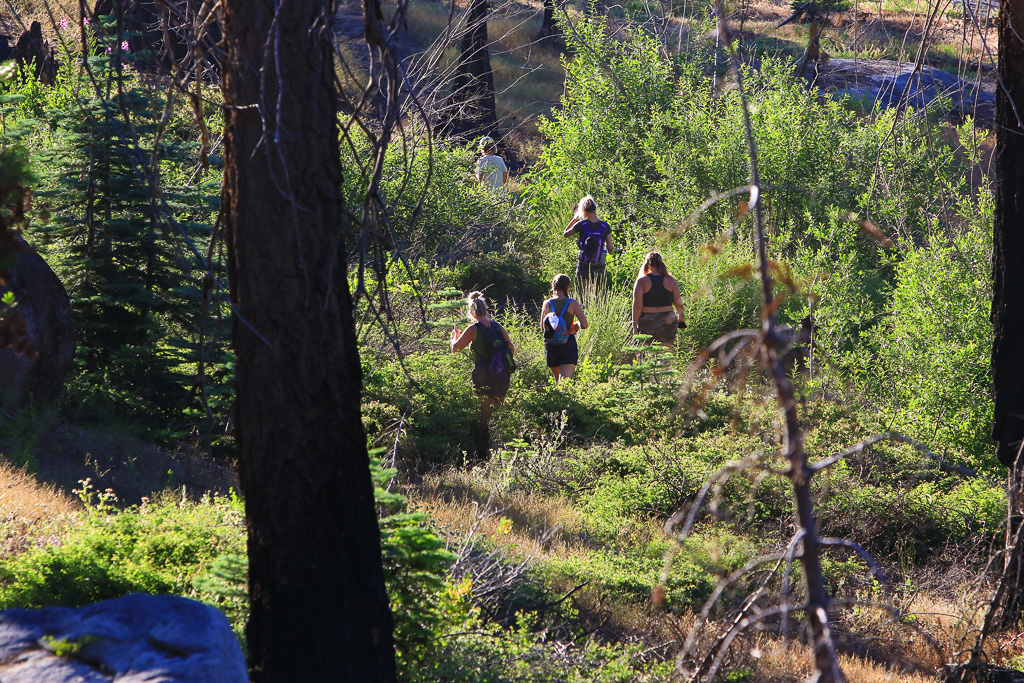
[{"x1": 475, "y1": 136, "x2": 508, "y2": 191}]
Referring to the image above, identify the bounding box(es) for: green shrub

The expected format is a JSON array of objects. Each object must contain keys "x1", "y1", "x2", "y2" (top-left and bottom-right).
[
  {"x1": 0, "y1": 483, "x2": 244, "y2": 609},
  {"x1": 410, "y1": 612, "x2": 675, "y2": 682},
  {"x1": 859, "y1": 208, "x2": 995, "y2": 471},
  {"x1": 363, "y1": 351, "x2": 480, "y2": 466}
]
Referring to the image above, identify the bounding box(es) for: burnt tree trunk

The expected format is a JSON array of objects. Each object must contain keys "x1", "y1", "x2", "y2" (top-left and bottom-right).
[
  {"x1": 992, "y1": 0, "x2": 1024, "y2": 629},
  {"x1": 220, "y1": 1, "x2": 396, "y2": 681},
  {"x1": 451, "y1": 0, "x2": 496, "y2": 132},
  {"x1": 537, "y1": 0, "x2": 563, "y2": 44}
]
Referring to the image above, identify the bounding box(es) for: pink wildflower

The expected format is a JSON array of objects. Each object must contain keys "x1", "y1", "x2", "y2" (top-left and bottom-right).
[
  {"x1": 121, "y1": 40, "x2": 129, "y2": 50},
  {"x1": 60, "y1": 17, "x2": 69, "y2": 30}
]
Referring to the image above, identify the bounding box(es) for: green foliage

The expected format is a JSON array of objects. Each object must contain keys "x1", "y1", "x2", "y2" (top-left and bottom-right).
[
  {"x1": 372, "y1": 458, "x2": 460, "y2": 671},
  {"x1": 41, "y1": 633, "x2": 101, "y2": 658},
  {"x1": 0, "y1": 142, "x2": 34, "y2": 344},
  {"x1": 409, "y1": 614, "x2": 675, "y2": 682},
  {"x1": 0, "y1": 483, "x2": 244, "y2": 609},
  {"x1": 29, "y1": 55, "x2": 216, "y2": 430},
  {"x1": 859, "y1": 203, "x2": 995, "y2": 471},
  {"x1": 363, "y1": 350, "x2": 481, "y2": 465},
  {"x1": 0, "y1": 21, "x2": 229, "y2": 439}
]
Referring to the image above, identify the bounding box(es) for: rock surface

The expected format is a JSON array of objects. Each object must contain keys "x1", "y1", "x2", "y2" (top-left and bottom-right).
[
  {"x1": 0, "y1": 237, "x2": 74, "y2": 407},
  {"x1": 817, "y1": 57, "x2": 996, "y2": 121},
  {"x1": 0, "y1": 593, "x2": 247, "y2": 682}
]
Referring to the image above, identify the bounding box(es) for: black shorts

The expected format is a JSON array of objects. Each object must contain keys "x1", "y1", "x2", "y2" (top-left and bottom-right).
[
  {"x1": 472, "y1": 367, "x2": 510, "y2": 397},
  {"x1": 575, "y1": 261, "x2": 606, "y2": 285},
  {"x1": 545, "y1": 334, "x2": 579, "y2": 368}
]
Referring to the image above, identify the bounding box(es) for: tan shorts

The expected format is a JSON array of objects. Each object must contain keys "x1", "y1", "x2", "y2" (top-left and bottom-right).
[{"x1": 638, "y1": 312, "x2": 678, "y2": 346}]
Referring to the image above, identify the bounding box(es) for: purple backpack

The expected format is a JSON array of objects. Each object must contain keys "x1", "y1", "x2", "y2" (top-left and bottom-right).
[{"x1": 577, "y1": 220, "x2": 607, "y2": 264}]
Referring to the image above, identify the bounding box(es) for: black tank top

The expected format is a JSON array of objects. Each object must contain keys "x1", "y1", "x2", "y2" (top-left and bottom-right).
[{"x1": 642, "y1": 274, "x2": 673, "y2": 307}]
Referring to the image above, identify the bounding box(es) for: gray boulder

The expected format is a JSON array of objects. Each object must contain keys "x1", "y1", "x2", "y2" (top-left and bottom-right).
[
  {"x1": 0, "y1": 237, "x2": 74, "y2": 407},
  {"x1": 0, "y1": 593, "x2": 247, "y2": 682},
  {"x1": 821, "y1": 58, "x2": 996, "y2": 121}
]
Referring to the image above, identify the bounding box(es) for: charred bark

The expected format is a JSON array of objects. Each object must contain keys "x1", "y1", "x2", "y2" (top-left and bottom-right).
[
  {"x1": 992, "y1": 0, "x2": 1024, "y2": 630},
  {"x1": 220, "y1": 0, "x2": 396, "y2": 680},
  {"x1": 449, "y1": 0, "x2": 497, "y2": 134},
  {"x1": 537, "y1": 0, "x2": 564, "y2": 45}
]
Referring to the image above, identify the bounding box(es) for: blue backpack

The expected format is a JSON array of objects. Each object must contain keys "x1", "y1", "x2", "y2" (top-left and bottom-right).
[
  {"x1": 544, "y1": 299, "x2": 572, "y2": 345},
  {"x1": 576, "y1": 220, "x2": 607, "y2": 264}
]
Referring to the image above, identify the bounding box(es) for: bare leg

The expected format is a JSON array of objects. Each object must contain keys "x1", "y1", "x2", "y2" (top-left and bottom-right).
[
  {"x1": 474, "y1": 395, "x2": 501, "y2": 462},
  {"x1": 560, "y1": 364, "x2": 576, "y2": 380},
  {"x1": 550, "y1": 367, "x2": 561, "y2": 382}
]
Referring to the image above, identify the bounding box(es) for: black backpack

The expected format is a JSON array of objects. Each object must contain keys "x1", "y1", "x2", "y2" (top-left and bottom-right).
[{"x1": 477, "y1": 322, "x2": 517, "y2": 376}]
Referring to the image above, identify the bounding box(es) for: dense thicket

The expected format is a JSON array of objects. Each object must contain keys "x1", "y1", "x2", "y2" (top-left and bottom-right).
[{"x1": 2, "y1": 28, "x2": 227, "y2": 440}]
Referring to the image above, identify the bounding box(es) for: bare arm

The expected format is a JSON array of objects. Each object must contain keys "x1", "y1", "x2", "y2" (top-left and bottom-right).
[
  {"x1": 632, "y1": 279, "x2": 644, "y2": 333},
  {"x1": 670, "y1": 278, "x2": 685, "y2": 322},
  {"x1": 540, "y1": 299, "x2": 551, "y2": 333},
  {"x1": 563, "y1": 220, "x2": 578, "y2": 237},
  {"x1": 450, "y1": 324, "x2": 477, "y2": 353},
  {"x1": 502, "y1": 171, "x2": 509, "y2": 185},
  {"x1": 604, "y1": 232, "x2": 614, "y2": 254},
  {"x1": 573, "y1": 300, "x2": 589, "y2": 330}
]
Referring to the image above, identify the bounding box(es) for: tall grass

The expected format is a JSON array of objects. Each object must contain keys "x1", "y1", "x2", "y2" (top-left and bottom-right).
[
  {"x1": 575, "y1": 278, "x2": 632, "y2": 366},
  {"x1": 0, "y1": 462, "x2": 79, "y2": 559}
]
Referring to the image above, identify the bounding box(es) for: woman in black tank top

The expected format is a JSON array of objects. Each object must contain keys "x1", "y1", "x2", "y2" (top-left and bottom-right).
[
  {"x1": 631, "y1": 252, "x2": 685, "y2": 348},
  {"x1": 450, "y1": 292, "x2": 516, "y2": 460}
]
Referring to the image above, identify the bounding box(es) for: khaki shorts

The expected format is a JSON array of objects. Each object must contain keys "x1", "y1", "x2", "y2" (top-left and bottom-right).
[{"x1": 638, "y1": 312, "x2": 678, "y2": 346}]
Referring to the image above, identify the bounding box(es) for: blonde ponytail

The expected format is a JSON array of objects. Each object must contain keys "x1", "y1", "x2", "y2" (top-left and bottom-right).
[{"x1": 467, "y1": 291, "x2": 488, "y2": 319}]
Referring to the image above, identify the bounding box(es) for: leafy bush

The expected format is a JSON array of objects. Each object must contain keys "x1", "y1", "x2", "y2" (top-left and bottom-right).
[
  {"x1": 410, "y1": 613, "x2": 675, "y2": 682},
  {"x1": 363, "y1": 351, "x2": 481, "y2": 466},
  {"x1": 859, "y1": 207, "x2": 995, "y2": 471},
  {"x1": 0, "y1": 483, "x2": 244, "y2": 609}
]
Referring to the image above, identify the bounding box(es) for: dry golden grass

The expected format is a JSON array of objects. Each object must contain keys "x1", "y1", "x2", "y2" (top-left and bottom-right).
[
  {"x1": 407, "y1": 465, "x2": 1024, "y2": 680},
  {"x1": 0, "y1": 461, "x2": 79, "y2": 558},
  {"x1": 412, "y1": 468, "x2": 587, "y2": 553},
  {"x1": 2, "y1": 0, "x2": 92, "y2": 37},
  {"x1": 755, "y1": 642, "x2": 936, "y2": 682}
]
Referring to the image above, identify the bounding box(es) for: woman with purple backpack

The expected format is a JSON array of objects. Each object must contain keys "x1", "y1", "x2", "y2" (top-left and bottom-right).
[
  {"x1": 451, "y1": 292, "x2": 516, "y2": 461},
  {"x1": 563, "y1": 195, "x2": 614, "y2": 286},
  {"x1": 541, "y1": 274, "x2": 589, "y2": 383}
]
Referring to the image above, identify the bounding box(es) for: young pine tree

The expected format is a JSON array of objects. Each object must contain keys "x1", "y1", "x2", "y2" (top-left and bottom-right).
[{"x1": 31, "y1": 46, "x2": 221, "y2": 432}]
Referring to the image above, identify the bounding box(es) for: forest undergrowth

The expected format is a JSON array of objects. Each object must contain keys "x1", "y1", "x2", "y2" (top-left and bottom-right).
[{"x1": 0, "y1": 0, "x2": 1018, "y2": 680}]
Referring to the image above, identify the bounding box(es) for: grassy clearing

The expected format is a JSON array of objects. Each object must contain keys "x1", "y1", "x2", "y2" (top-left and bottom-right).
[{"x1": 397, "y1": 385, "x2": 1013, "y2": 679}]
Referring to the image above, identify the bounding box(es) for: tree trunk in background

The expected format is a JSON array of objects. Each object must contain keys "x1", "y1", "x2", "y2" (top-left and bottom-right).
[
  {"x1": 220, "y1": 1, "x2": 396, "y2": 680},
  {"x1": 538, "y1": 0, "x2": 563, "y2": 43},
  {"x1": 451, "y1": 0, "x2": 496, "y2": 132},
  {"x1": 992, "y1": 0, "x2": 1024, "y2": 630}
]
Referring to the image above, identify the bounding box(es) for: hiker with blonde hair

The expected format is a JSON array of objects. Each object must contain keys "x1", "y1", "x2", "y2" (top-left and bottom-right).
[
  {"x1": 451, "y1": 292, "x2": 516, "y2": 460},
  {"x1": 540, "y1": 274, "x2": 588, "y2": 382},
  {"x1": 632, "y1": 252, "x2": 685, "y2": 348},
  {"x1": 475, "y1": 136, "x2": 508, "y2": 191},
  {"x1": 563, "y1": 195, "x2": 613, "y2": 285}
]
